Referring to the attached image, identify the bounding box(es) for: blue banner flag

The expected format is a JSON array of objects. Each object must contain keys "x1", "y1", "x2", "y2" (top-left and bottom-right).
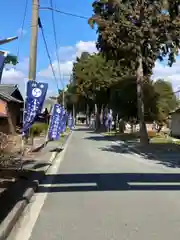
[
  {"x1": 105, "y1": 111, "x2": 113, "y2": 130},
  {"x1": 64, "y1": 113, "x2": 68, "y2": 132},
  {"x1": 68, "y1": 112, "x2": 73, "y2": 130},
  {"x1": 61, "y1": 109, "x2": 68, "y2": 133},
  {"x1": 48, "y1": 104, "x2": 63, "y2": 140},
  {"x1": 0, "y1": 54, "x2": 5, "y2": 77},
  {"x1": 22, "y1": 81, "x2": 48, "y2": 133},
  {"x1": 0, "y1": 54, "x2": 5, "y2": 69}
]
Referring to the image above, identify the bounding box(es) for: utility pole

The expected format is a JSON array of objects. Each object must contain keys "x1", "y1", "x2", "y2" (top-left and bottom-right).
[
  {"x1": 24, "y1": 0, "x2": 39, "y2": 145},
  {"x1": 29, "y1": 0, "x2": 39, "y2": 81}
]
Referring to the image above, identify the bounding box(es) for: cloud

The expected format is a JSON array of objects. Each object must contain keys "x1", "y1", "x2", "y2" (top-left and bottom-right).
[
  {"x1": 2, "y1": 57, "x2": 29, "y2": 83},
  {"x1": 152, "y1": 56, "x2": 180, "y2": 90},
  {"x1": 1, "y1": 65, "x2": 27, "y2": 96},
  {"x1": 38, "y1": 40, "x2": 97, "y2": 79},
  {"x1": 40, "y1": 39, "x2": 180, "y2": 91},
  {"x1": 0, "y1": 41, "x2": 97, "y2": 98},
  {"x1": 1, "y1": 40, "x2": 97, "y2": 88},
  {"x1": 5, "y1": 39, "x2": 180, "y2": 98},
  {"x1": 2, "y1": 68, "x2": 25, "y2": 80},
  {"x1": 73, "y1": 40, "x2": 97, "y2": 58},
  {"x1": 38, "y1": 61, "x2": 73, "y2": 79},
  {"x1": 17, "y1": 28, "x2": 27, "y2": 37}
]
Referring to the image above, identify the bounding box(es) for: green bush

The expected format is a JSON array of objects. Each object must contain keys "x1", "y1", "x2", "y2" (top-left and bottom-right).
[
  {"x1": 66, "y1": 127, "x2": 71, "y2": 133},
  {"x1": 30, "y1": 123, "x2": 48, "y2": 137}
]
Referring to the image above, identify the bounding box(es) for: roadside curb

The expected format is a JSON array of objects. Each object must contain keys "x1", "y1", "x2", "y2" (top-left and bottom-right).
[{"x1": 0, "y1": 131, "x2": 72, "y2": 240}]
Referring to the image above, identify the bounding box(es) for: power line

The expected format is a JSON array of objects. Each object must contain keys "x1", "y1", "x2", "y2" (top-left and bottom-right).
[
  {"x1": 38, "y1": 17, "x2": 59, "y2": 92},
  {"x1": 49, "y1": 0, "x2": 64, "y2": 89},
  {"x1": 39, "y1": 6, "x2": 89, "y2": 20},
  {"x1": 16, "y1": 0, "x2": 28, "y2": 62}
]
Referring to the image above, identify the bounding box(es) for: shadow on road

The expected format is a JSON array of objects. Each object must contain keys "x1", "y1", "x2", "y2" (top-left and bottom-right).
[
  {"x1": 85, "y1": 135, "x2": 116, "y2": 141},
  {"x1": 0, "y1": 146, "x2": 62, "y2": 225},
  {"x1": 100, "y1": 143, "x2": 180, "y2": 168},
  {"x1": 0, "y1": 169, "x2": 44, "y2": 225},
  {"x1": 38, "y1": 172, "x2": 180, "y2": 192},
  {"x1": 85, "y1": 135, "x2": 180, "y2": 169},
  {"x1": 74, "y1": 126, "x2": 107, "y2": 135}
]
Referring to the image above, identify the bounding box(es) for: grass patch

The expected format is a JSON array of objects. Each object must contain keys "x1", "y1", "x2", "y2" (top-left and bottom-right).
[
  {"x1": 56, "y1": 127, "x2": 70, "y2": 143},
  {"x1": 150, "y1": 137, "x2": 172, "y2": 144},
  {"x1": 103, "y1": 131, "x2": 138, "y2": 141},
  {"x1": 151, "y1": 136, "x2": 180, "y2": 145},
  {"x1": 104, "y1": 130, "x2": 157, "y2": 139},
  {"x1": 30, "y1": 123, "x2": 48, "y2": 137}
]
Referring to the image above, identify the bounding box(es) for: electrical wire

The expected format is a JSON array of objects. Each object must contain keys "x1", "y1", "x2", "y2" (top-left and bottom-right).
[
  {"x1": 16, "y1": 0, "x2": 29, "y2": 62},
  {"x1": 38, "y1": 17, "x2": 59, "y2": 92},
  {"x1": 49, "y1": 0, "x2": 64, "y2": 89},
  {"x1": 39, "y1": 6, "x2": 89, "y2": 20}
]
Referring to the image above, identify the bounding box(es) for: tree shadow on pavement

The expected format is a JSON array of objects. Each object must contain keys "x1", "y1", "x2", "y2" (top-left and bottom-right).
[
  {"x1": 38, "y1": 172, "x2": 180, "y2": 192},
  {"x1": 85, "y1": 134, "x2": 180, "y2": 169},
  {"x1": 50, "y1": 148, "x2": 63, "y2": 153},
  {"x1": 100, "y1": 142, "x2": 180, "y2": 168},
  {"x1": 86, "y1": 132, "x2": 139, "y2": 139},
  {"x1": 85, "y1": 133, "x2": 180, "y2": 168},
  {"x1": 85, "y1": 135, "x2": 119, "y2": 142}
]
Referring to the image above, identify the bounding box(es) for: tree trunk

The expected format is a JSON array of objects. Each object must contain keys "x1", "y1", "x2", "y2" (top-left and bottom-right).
[
  {"x1": 157, "y1": 124, "x2": 163, "y2": 133},
  {"x1": 136, "y1": 56, "x2": 149, "y2": 144},
  {"x1": 130, "y1": 122, "x2": 133, "y2": 133},
  {"x1": 86, "y1": 104, "x2": 89, "y2": 125},
  {"x1": 95, "y1": 104, "x2": 102, "y2": 131}
]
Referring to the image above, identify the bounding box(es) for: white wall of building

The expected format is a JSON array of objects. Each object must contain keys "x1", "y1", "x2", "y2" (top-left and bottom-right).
[{"x1": 171, "y1": 113, "x2": 180, "y2": 137}]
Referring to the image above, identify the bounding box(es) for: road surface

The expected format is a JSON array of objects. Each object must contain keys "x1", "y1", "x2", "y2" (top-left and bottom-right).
[{"x1": 9, "y1": 127, "x2": 180, "y2": 240}]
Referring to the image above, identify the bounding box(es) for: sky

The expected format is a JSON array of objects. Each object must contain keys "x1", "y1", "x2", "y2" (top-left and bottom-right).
[{"x1": 1, "y1": 0, "x2": 180, "y2": 98}]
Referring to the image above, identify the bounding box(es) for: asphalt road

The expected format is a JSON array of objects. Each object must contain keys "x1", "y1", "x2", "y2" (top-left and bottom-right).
[{"x1": 10, "y1": 127, "x2": 180, "y2": 240}]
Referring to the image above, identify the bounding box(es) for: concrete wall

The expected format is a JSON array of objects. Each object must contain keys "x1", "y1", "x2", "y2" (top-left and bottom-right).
[
  {"x1": 0, "y1": 117, "x2": 9, "y2": 133},
  {"x1": 0, "y1": 102, "x2": 22, "y2": 134},
  {"x1": 170, "y1": 113, "x2": 180, "y2": 137}
]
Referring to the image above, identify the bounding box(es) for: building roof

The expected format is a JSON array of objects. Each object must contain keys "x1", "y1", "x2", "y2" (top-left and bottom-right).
[
  {"x1": 0, "y1": 84, "x2": 23, "y2": 103},
  {"x1": 0, "y1": 84, "x2": 17, "y2": 94}
]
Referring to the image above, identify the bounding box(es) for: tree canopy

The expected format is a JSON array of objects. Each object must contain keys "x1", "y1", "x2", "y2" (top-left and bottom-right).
[
  {"x1": 61, "y1": 0, "x2": 180, "y2": 142},
  {"x1": 87, "y1": 0, "x2": 180, "y2": 143},
  {"x1": 4, "y1": 54, "x2": 18, "y2": 65},
  {"x1": 73, "y1": 52, "x2": 116, "y2": 108},
  {"x1": 70, "y1": 51, "x2": 178, "y2": 132},
  {"x1": 89, "y1": 0, "x2": 180, "y2": 74},
  {"x1": 153, "y1": 79, "x2": 178, "y2": 127}
]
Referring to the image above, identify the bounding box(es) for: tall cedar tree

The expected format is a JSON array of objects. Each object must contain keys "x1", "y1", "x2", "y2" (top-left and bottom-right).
[
  {"x1": 89, "y1": 0, "x2": 180, "y2": 144},
  {"x1": 73, "y1": 52, "x2": 127, "y2": 129}
]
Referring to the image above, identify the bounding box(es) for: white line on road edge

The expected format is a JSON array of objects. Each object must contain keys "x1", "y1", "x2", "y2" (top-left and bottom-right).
[{"x1": 8, "y1": 132, "x2": 73, "y2": 240}]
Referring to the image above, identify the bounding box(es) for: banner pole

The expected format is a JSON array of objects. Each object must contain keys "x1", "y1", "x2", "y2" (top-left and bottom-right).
[
  {"x1": 44, "y1": 104, "x2": 54, "y2": 146},
  {"x1": 20, "y1": 79, "x2": 27, "y2": 170}
]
